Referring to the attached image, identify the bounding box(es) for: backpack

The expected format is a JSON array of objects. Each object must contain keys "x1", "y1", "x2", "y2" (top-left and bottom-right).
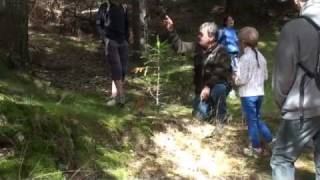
[
  {"x1": 100, "y1": 0, "x2": 127, "y2": 29},
  {"x1": 297, "y1": 16, "x2": 320, "y2": 129}
]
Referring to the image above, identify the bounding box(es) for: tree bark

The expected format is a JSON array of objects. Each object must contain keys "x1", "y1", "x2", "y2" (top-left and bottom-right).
[
  {"x1": 0, "y1": 0, "x2": 29, "y2": 68},
  {"x1": 131, "y1": 0, "x2": 147, "y2": 64},
  {"x1": 225, "y1": 0, "x2": 234, "y2": 14}
]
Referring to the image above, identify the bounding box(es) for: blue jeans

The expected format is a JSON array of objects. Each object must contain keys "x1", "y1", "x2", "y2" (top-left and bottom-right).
[
  {"x1": 241, "y1": 96, "x2": 272, "y2": 148},
  {"x1": 271, "y1": 117, "x2": 320, "y2": 180},
  {"x1": 193, "y1": 83, "x2": 230, "y2": 122}
]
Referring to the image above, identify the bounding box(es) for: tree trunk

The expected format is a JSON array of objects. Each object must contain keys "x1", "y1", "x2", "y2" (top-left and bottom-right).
[
  {"x1": 0, "y1": 0, "x2": 5, "y2": 11},
  {"x1": 131, "y1": 0, "x2": 147, "y2": 64},
  {"x1": 225, "y1": 0, "x2": 234, "y2": 14},
  {"x1": 0, "y1": 0, "x2": 29, "y2": 68}
]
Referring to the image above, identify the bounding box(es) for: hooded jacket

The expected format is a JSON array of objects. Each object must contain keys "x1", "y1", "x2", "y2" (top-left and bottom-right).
[
  {"x1": 272, "y1": 0, "x2": 320, "y2": 119},
  {"x1": 96, "y1": 1, "x2": 129, "y2": 43},
  {"x1": 169, "y1": 31, "x2": 232, "y2": 94}
]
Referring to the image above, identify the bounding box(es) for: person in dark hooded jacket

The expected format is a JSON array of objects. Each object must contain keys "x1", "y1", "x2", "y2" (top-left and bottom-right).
[{"x1": 163, "y1": 16, "x2": 232, "y2": 123}]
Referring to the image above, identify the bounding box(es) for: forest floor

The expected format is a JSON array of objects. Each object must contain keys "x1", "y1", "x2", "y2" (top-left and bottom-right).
[{"x1": 0, "y1": 27, "x2": 316, "y2": 180}]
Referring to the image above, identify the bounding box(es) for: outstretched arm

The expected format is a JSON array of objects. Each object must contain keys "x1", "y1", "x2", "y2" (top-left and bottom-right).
[{"x1": 163, "y1": 15, "x2": 195, "y2": 54}]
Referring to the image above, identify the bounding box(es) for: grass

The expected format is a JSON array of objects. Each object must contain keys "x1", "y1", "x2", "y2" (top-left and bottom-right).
[
  {"x1": 0, "y1": 25, "x2": 317, "y2": 179},
  {"x1": 0, "y1": 31, "x2": 196, "y2": 179},
  {"x1": 134, "y1": 28, "x2": 316, "y2": 179},
  {"x1": 0, "y1": 41, "x2": 151, "y2": 179}
]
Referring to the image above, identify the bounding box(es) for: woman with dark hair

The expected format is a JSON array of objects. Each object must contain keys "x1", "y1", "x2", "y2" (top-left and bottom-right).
[{"x1": 218, "y1": 15, "x2": 240, "y2": 73}]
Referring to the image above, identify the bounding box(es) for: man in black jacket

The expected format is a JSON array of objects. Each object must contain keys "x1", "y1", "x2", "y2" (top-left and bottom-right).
[
  {"x1": 96, "y1": 0, "x2": 129, "y2": 106},
  {"x1": 271, "y1": 0, "x2": 320, "y2": 179},
  {"x1": 163, "y1": 16, "x2": 232, "y2": 123}
]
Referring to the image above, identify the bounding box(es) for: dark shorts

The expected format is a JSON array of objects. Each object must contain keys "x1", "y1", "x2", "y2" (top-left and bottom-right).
[{"x1": 105, "y1": 39, "x2": 128, "y2": 81}]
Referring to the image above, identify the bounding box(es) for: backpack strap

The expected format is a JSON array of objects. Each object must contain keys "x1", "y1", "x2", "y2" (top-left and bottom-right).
[
  {"x1": 104, "y1": 0, "x2": 111, "y2": 27},
  {"x1": 301, "y1": 16, "x2": 320, "y2": 31},
  {"x1": 297, "y1": 16, "x2": 320, "y2": 130},
  {"x1": 297, "y1": 62, "x2": 314, "y2": 78},
  {"x1": 106, "y1": 0, "x2": 111, "y2": 11},
  {"x1": 122, "y1": 3, "x2": 127, "y2": 13},
  {"x1": 298, "y1": 16, "x2": 320, "y2": 76},
  {"x1": 104, "y1": 2, "x2": 127, "y2": 27},
  {"x1": 96, "y1": 2, "x2": 111, "y2": 40}
]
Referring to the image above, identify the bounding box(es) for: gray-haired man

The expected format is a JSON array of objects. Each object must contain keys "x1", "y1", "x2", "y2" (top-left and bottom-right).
[
  {"x1": 271, "y1": 0, "x2": 320, "y2": 179},
  {"x1": 163, "y1": 16, "x2": 232, "y2": 123}
]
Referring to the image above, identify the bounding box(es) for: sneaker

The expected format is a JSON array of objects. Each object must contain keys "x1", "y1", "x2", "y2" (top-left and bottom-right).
[
  {"x1": 193, "y1": 111, "x2": 209, "y2": 122},
  {"x1": 242, "y1": 147, "x2": 264, "y2": 159},
  {"x1": 118, "y1": 95, "x2": 125, "y2": 107},
  {"x1": 106, "y1": 97, "x2": 117, "y2": 106}
]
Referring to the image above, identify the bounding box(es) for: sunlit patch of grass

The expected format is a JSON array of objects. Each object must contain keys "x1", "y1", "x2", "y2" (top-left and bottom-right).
[
  {"x1": 148, "y1": 119, "x2": 266, "y2": 179},
  {"x1": 24, "y1": 154, "x2": 64, "y2": 180},
  {"x1": 96, "y1": 147, "x2": 132, "y2": 178},
  {"x1": 160, "y1": 104, "x2": 192, "y2": 118}
]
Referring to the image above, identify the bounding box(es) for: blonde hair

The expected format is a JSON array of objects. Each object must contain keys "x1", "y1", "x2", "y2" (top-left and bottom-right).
[{"x1": 239, "y1": 26, "x2": 259, "y2": 47}]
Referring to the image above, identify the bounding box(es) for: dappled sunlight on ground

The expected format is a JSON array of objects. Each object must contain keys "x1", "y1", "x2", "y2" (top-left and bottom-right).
[
  {"x1": 130, "y1": 115, "x2": 270, "y2": 179},
  {"x1": 2, "y1": 27, "x2": 316, "y2": 179},
  {"x1": 130, "y1": 112, "x2": 316, "y2": 179}
]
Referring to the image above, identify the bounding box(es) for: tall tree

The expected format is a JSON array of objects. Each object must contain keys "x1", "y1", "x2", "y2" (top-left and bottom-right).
[
  {"x1": 131, "y1": 0, "x2": 148, "y2": 63},
  {"x1": 225, "y1": 0, "x2": 234, "y2": 14},
  {"x1": 0, "y1": 0, "x2": 29, "y2": 67}
]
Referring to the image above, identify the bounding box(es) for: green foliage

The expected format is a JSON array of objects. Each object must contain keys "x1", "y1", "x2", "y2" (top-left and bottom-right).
[
  {"x1": 0, "y1": 61, "x2": 144, "y2": 179},
  {"x1": 136, "y1": 38, "x2": 193, "y2": 107}
]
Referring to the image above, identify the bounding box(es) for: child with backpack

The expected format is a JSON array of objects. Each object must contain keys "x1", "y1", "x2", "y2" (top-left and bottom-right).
[{"x1": 218, "y1": 15, "x2": 240, "y2": 73}]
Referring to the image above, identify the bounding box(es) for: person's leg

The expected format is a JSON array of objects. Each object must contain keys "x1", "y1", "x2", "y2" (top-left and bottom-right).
[
  {"x1": 119, "y1": 41, "x2": 129, "y2": 82},
  {"x1": 111, "y1": 81, "x2": 117, "y2": 97},
  {"x1": 256, "y1": 96, "x2": 273, "y2": 143},
  {"x1": 241, "y1": 96, "x2": 261, "y2": 149},
  {"x1": 105, "y1": 39, "x2": 118, "y2": 98},
  {"x1": 107, "y1": 40, "x2": 123, "y2": 104},
  {"x1": 115, "y1": 41, "x2": 129, "y2": 104},
  {"x1": 315, "y1": 133, "x2": 320, "y2": 180},
  {"x1": 271, "y1": 118, "x2": 320, "y2": 180},
  {"x1": 210, "y1": 83, "x2": 228, "y2": 123},
  {"x1": 312, "y1": 119, "x2": 320, "y2": 180},
  {"x1": 114, "y1": 80, "x2": 123, "y2": 96}
]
